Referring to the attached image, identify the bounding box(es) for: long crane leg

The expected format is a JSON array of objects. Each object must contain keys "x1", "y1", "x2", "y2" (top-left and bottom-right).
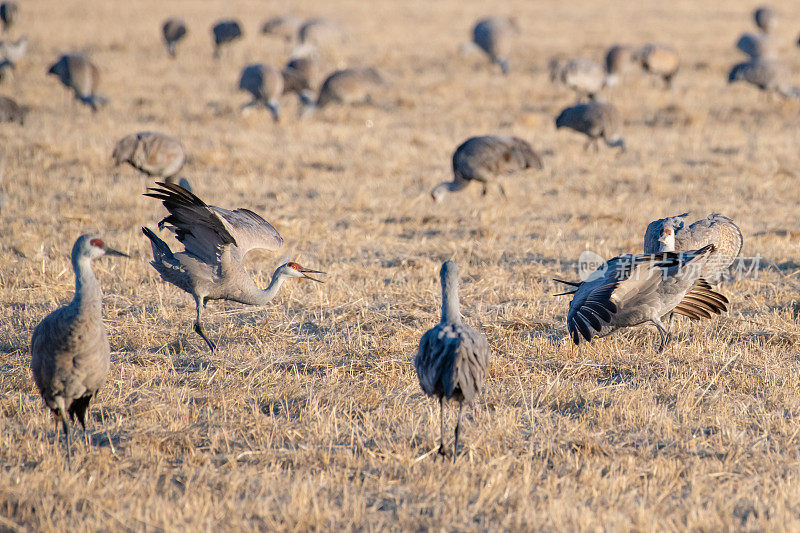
[
  {"x1": 453, "y1": 403, "x2": 464, "y2": 462},
  {"x1": 194, "y1": 298, "x2": 217, "y2": 352},
  {"x1": 438, "y1": 396, "x2": 446, "y2": 457}
]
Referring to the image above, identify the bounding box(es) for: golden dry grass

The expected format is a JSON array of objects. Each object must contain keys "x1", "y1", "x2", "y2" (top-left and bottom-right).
[{"x1": 2, "y1": 0, "x2": 800, "y2": 530}]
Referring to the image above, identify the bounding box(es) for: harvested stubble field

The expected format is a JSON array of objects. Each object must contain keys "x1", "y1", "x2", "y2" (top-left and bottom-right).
[{"x1": 2, "y1": 0, "x2": 800, "y2": 530}]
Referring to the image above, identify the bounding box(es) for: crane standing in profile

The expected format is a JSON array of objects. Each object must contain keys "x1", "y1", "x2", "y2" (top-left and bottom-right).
[
  {"x1": 415, "y1": 261, "x2": 490, "y2": 461},
  {"x1": 142, "y1": 182, "x2": 324, "y2": 351},
  {"x1": 31, "y1": 235, "x2": 128, "y2": 465},
  {"x1": 430, "y1": 135, "x2": 543, "y2": 202}
]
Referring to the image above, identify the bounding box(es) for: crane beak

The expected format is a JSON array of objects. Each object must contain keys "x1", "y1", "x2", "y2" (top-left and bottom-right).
[
  {"x1": 300, "y1": 267, "x2": 325, "y2": 283},
  {"x1": 104, "y1": 247, "x2": 130, "y2": 258}
]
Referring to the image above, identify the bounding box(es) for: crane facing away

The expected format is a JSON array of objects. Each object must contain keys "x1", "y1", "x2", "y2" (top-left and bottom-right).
[
  {"x1": 415, "y1": 260, "x2": 490, "y2": 461},
  {"x1": 31, "y1": 234, "x2": 128, "y2": 464},
  {"x1": 142, "y1": 182, "x2": 324, "y2": 351}
]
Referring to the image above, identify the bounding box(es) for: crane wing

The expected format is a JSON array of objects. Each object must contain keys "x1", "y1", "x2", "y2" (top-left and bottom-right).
[
  {"x1": 144, "y1": 182, "x2": 236, "y2": 264},
  {"x1": 211, "y1": 206, "x2": 284, "y2": 259}
]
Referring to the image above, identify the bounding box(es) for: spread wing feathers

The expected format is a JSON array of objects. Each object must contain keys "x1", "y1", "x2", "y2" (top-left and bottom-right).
[
  {"x1": 144, "y1": 182, "x2": 282, "y2": 263},
  {"x1": 642, "y1": 213, "x2": 688, "y2": 253},
  {"x1": 414, "y1": 324, "x2": 489, "y2": 404},
  {"x1": 673, "y1": 279, "x2": 729, "y2": 320},
  {"x1": 563, "y1": 246, "x2": 715, "y2": 344},
  {"x1": 212, "y1": 206, "x2": 283, "y2": 258}
]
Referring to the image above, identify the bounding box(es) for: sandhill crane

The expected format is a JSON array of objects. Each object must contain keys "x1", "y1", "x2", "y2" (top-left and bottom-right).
[
  {"x1": 431, "y1": 135, "x2": 543, "y2": 202},
  {"x1": 298, "y1": 18, "x2": 343, "y2": 47},
  {"x1": 605, "y1": 44, "x2": 636, "y2": 86},
  {"x1": 0, "y1": 2, "x2": 17, "y2": 33},
  {"x1": 728, "y1": 58, "x2": 800, "y2": 98},
  {"x1": 415, "y1": 260, "x2": 489, "y2": 460},
  {"x1": 113, "y1": 132, "x2": 188, "y2": 188},
  {"x1": 239, "y1": 64, "x2": 284, "y2": 121},
  {"x1": 549, "y1": 57, "x2": 606, "y2": 100},
  {"x1": 261, "y1": 15, "x2": 303, "y2": 42},
  {"x1": 555, "y1": 245, "x2": 727, "y2": 351},
  {"x1": 47, "y1": 54, "x2": 106, "y2": 111},
  {"x1": 31, "y1": 235, "x2": 128, "y2": 464},
  {"x1": 471, "y1": 16, "x2": 517, "y2": 75},
  {"x1": 142, "y1": 182, "x2": 324, "y2": 351},
  {"x1": 736, "y1": 33, "x2": 776, "y2": 60},
  {"x1": 282, "y1": 52, "x2": 319, "y2": 105},
  {"x1": 211, "y1": 19, "x2": 242, "y2": 59},
  {"x1": 302, "y1": 67, "x2": 383, "y2": 116},
  {"x1": 0, "y1": 95, "x2": 24, "y2": 124},
  {"x1": 754, "y1": 6, "x2": 776, "y2": 34},
  {"x1": 556, "y1": 101, "x2": 625, "y2": 152},
  {"x1": 644, "y1": 213, "x2": 743, "y2": 282},
  {"x1": 638, "y1": 44, "x2": 679, "y2": 88},
  {"x1": 162, "y1": 18, "x2": 187, "y2": 59}
]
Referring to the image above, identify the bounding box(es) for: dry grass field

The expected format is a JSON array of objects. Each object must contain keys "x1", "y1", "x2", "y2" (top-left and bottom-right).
[{"x1": 3, "y1": 0, "x2": 800, "y2": 530}]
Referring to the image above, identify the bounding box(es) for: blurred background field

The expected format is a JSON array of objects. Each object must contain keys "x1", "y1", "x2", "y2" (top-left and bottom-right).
[{"x1": 2, "y1": 0, "x2": 800, "y2": 530}]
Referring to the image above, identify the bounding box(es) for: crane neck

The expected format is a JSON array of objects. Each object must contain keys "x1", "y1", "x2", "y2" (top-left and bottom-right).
[
  {"x1": 238, "y1": 269, "x2": 290, "y2": 306},
  {"x1": 71, "y1": 254, "x2": 102, "y2": 313},
  {"x1": 441, "y1": 272, "x2": 462, "y2": 325}
]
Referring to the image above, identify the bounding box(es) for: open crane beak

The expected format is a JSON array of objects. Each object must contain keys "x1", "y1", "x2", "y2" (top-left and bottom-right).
[
  {"x1": 104, "y1": 247, "x2": 130, "y2": 258},
  {"x1": 300, "y1": 267, "x2": 325, "y2": 283}
]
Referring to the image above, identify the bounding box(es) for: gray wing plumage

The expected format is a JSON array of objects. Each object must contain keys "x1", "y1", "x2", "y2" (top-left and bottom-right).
[
  {"x1": 453, "y1": 135, "x2": 542, "y2": 183},
  {"x1": 415, "y1": 323, "x2": 489, "y2": 404},
  {"x1": 562, "y1": 247, "x2": 723, "y2": 344},
  {"x1": 31, "y1": 306, "x2": 110, "y2": 413},
  {"x1": 144, "y1": 182, "x2": 282, "y2": 264},
  {"x1": 676, "y1": 214, "x2": 743, "y2": 277}
]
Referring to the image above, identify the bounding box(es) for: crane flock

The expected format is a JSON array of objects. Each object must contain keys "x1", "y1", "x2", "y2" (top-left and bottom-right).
[{"x1": 13, "y1": 3, "x2": 791, "y2": 464}]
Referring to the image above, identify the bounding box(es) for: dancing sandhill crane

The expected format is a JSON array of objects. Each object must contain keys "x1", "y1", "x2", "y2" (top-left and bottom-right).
[
  {"x1": 298, "y1": 18, "x2": 343, "y2": 47},
  {"x1": 212, "y1": 19, "x2": 242, "y2": 59},
  {"x1": 555, "y1": 245, "x2": 728, "y2": 351},
  {"x1": 430, "y1": 135, "x2": 543, "y2": 202},
  {"x1": 239, "y1": 64, "x2": 284, "y2": 121},
  {"x1": 605, "y1": 44, "x2": 636, "y2": 86},
  {"x1": 302, "y1": 67, "x2": 383, "y2": 116},
  {"x1": 728, "y1": 58, "x2": 800, "y2": 98},
  {"x1": 644, "y1": 213, "x2": 743, "y2": 282},
  {"x1": 472, "y1": 16, "x2": 517, "y2": 75},
  {"x1": 261, "y1": 15, "x2": 303, "y2": 42},
  {"x1": 0, "y1": 95, "x2": 24, "y2": 124},
  {"x1": 162, "y1": 18, "x2": 187, "y2": 59},
  {"x1": 556, "y1": 101, "x2": 625, "y2": 152},
  {"x1": 142, "y1": 182, "x2": 324, "y2": 351},
  {"x1": 282, "y1": 52, "x2": 319, "y2": 105},
  {"x1": 638, "y1": 44, "x2": 679, "y2": 88},
  {"x1": 736, "y1": 33, "x2": 776, "y2": 60},
  {"x1": 0, "y1": 2, "x2": 17, "y2": 33},
  {"x1": 47, "y1": 54, "x2": 106, "y2": 111},
  {"x1": 415, "y1": 260, "x2": 489, "y2": 460},
  {"x1": 549, "y1": 57, "x2": 606, "y2": 99},
  {"x1": 31, "y1": 234, "x2": 128, "y2": 464},
  {"x1": 113, "y1": 131, "x2": 188, "y2": 188},
  {"x1": 754, "y1": 6, "x2": 776, "y2": 34}
]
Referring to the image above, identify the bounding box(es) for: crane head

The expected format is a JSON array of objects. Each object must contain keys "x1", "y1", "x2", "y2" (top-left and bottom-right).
[
  {"x1": 282, "y1": 262, "x2": 325, "y2": 282},
  {"x1": 74, "y1": 234, "x2": 129, "y2": 260}
]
